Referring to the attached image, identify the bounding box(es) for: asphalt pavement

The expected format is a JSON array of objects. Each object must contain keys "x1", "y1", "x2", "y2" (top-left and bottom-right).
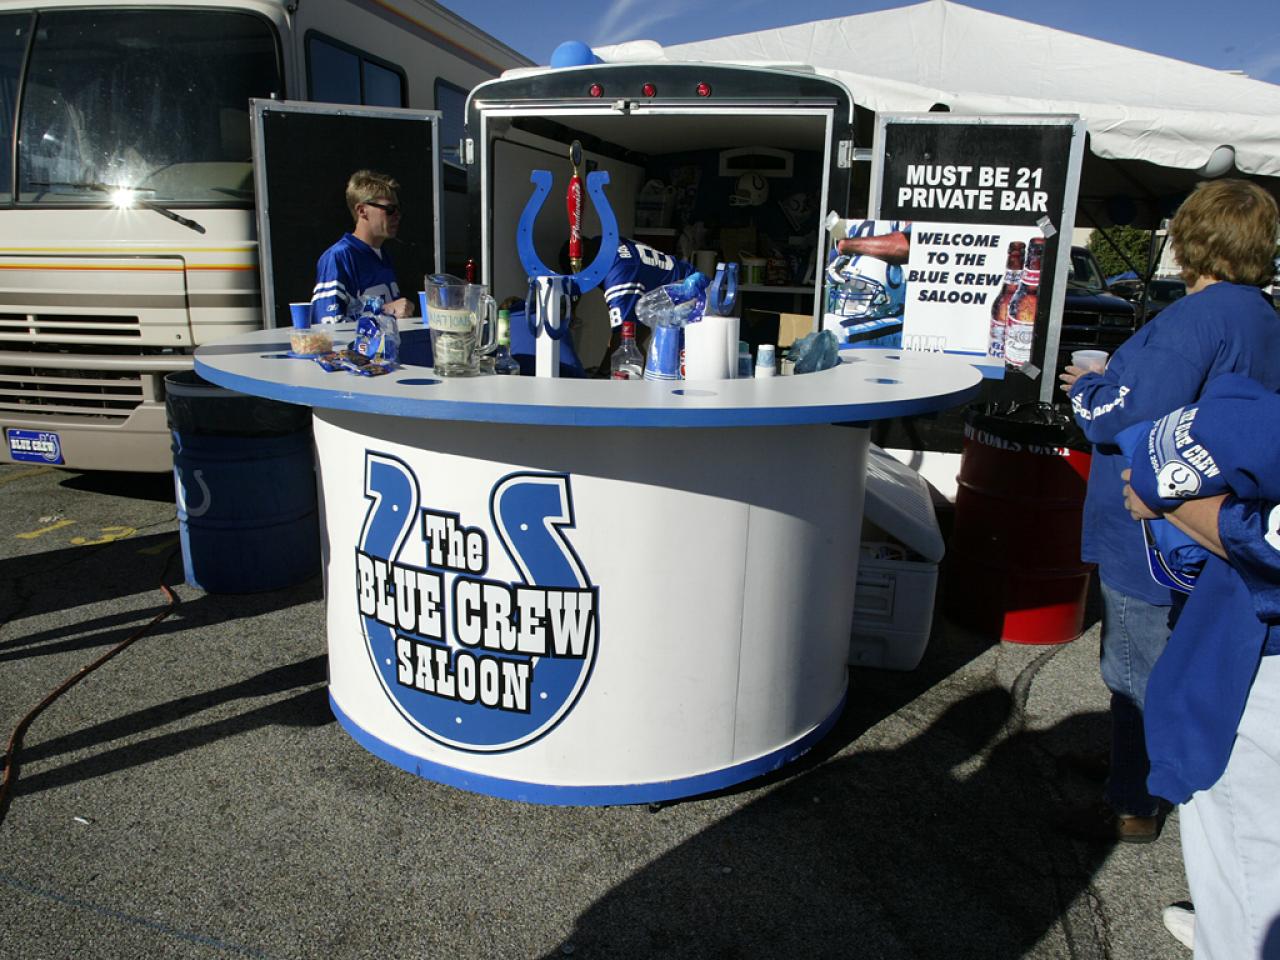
[{"x1": 0, "y1": 462, "x2": 1192, "y2": 960}]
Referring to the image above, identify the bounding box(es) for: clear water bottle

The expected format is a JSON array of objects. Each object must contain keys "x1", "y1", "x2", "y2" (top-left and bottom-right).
[
  {"x1": 493, "y1": 309, "x2": 521, "y2": 375},
  {"x1": 636, "y1": 272, "x2": 708, "y2": 329},
  {"x1": 611, "y1": 321, "x2": 644, "y2": 380}
]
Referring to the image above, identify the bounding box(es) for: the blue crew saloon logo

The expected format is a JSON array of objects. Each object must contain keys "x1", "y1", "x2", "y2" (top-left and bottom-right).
[{"x1": 356, "y1": 453, "x2": 598, "y2": 752}]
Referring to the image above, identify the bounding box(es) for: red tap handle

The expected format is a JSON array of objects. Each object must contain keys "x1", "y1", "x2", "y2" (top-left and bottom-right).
[{"x1": 567, "y1": 141, "x2": 584, "y2": 274}]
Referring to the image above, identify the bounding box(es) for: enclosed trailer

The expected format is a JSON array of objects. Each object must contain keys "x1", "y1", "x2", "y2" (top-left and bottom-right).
[{"x1": 464, "y1": 62, "x2": 862, "y2": 372}]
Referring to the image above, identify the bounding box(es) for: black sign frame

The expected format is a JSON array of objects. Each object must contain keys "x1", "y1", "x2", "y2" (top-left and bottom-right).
[
  {"x1": 871, "y1": 114, "x2": 1085, "y2": 404},
  {"x1": 250, "y1": 99, "x2": 442, "y2": 330}
]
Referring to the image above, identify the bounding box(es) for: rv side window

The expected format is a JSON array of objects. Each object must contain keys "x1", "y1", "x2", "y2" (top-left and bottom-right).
[
  {"x1": 435, "y1": 80, "x2": 465, "y2": 167},
  {"x1": 307, "y1": 33, "x2": 405, "y2": 108},
  {"x1": 0, "y1": 13, "x2": 31, "y2": 201},
  {"x1": 434, "y1": 79, "x2": 466, "y2": 190},
  {"x1": 362, "y1": 61, "x2": 402, "y2": 107}
]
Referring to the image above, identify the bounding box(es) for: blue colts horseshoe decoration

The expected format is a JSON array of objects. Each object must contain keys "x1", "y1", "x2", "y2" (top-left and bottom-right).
[
  {"x1": 708, "y1": 262, "x2": 739, "y2": 317},
  {"x1": 517, "y1": 168, "x2": 619, "y2": 339},
  {"x1": 355, "y1": 453, "x2": 599, "y2": 752}
]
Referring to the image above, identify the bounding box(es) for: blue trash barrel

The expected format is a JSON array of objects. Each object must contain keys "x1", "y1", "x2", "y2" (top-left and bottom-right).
[{"x1": 165, "y1": 371, "x2": 319, "y2": 593}]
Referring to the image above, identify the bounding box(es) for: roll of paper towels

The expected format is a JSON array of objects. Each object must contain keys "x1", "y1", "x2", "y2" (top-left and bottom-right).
[{"x1": 683, "y1": 317, "x2": 733, "y2": 381}]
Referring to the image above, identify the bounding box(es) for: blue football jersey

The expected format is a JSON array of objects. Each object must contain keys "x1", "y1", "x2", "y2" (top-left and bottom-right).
[
  {"x1": 602, "y1": 239, "x2": 695, "y2": 328},
  {"x1": 311, "y1": 233, "x2": 402, "y2": 323}
]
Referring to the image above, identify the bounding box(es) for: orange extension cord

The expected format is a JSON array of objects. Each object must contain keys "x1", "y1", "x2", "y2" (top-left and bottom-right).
[{"x1": 0, "y1": 584, "x2": 181, "y2": 824}]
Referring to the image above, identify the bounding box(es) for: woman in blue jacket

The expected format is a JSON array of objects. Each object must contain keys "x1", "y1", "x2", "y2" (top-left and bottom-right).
[{"x1": 1057, "y1": 179, "x2": 1280, "y2": 842}]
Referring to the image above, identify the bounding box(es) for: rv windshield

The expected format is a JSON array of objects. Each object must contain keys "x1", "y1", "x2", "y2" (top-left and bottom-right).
[{"x1": 16, "y1": 8, "x2": 280, "y2": 205}]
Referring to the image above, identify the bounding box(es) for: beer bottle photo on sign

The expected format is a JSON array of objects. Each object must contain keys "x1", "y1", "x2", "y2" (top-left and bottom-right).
[
  {"x1": 1004, "y1": 237, "x2": 1043, "y2": 368},
  {"x1": 988, "y1": 240, "x2": 1025, "y2": 359}
]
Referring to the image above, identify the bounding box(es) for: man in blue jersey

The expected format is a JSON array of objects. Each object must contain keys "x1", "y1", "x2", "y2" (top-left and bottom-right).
[
  {"x1": 1057, "y1": 179, "x2": 1280, "y2": 844},
  {"x1": 311, "y1": 170, "x2": 415, "y2": 324}
]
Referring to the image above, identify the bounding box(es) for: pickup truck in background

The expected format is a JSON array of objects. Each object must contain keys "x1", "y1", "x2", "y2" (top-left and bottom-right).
[
  {"x1": 1109, "y1": 276, "x2": 1188, "y2": 321},
  {"x1": 1055, "y1": 245, "x2": 1138, "y2": 376}
]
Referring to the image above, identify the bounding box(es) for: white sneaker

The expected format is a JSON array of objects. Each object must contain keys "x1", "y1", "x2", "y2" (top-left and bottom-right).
[{"x1": 1162, "y1": 903, "x2": 1195, "y2": 950}]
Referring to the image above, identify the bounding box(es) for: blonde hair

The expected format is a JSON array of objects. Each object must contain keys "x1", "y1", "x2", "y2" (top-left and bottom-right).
[
  {"x1": 345, "y1": 170, "x2": 400, "y2": 221},
  {"x1": 1169, "y1": 179, "x2": 1278, "y2": 287}
]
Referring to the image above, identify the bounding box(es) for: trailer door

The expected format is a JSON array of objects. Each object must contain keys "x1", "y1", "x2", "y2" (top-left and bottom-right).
[{"x1": 250, "y1": 100, "x2": 443, "y2": 329}]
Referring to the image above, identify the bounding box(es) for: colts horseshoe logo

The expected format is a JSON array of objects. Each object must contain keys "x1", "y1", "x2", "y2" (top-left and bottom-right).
[{"x1": 356, "y1": 453, "x2": 598, "y2": 752}]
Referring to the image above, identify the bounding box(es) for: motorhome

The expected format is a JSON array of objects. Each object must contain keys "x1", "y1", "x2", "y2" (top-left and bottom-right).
[{"x1": 0, "y1": 0, "x2": 529, "y2": 471}]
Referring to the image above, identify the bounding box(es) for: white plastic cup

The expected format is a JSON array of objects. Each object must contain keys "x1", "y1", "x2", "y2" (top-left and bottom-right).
[
  {"x1": 1071, "y1": 349, "x2": 1109, "y2": 373},
  {"x1": 755, "y1": 344, "x2": 777, "y2": 378}
]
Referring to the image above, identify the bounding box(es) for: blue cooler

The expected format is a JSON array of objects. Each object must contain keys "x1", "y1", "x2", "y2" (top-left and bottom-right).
[{"x1": 165, "y1": 371, "x2": 319, "y2": 593}]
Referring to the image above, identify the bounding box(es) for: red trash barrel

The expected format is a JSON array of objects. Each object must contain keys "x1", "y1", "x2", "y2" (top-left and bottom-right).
[{"x1": 944, "y1": 403, "x2": 1093, "y2": 644}]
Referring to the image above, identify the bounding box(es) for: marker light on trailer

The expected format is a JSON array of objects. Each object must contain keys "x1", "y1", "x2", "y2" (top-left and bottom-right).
[
  {"x1": 588, "y1": 83, "x2": 603, "y2": 98},
  {"x1": 696, "y1": 82, "x2": 712, "y2": 97},
  {"x1": 641, "y1": 82, "x2": 656, "y2": 97}
]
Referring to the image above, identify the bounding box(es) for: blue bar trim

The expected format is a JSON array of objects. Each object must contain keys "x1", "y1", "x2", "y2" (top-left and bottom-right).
[{"x1": 328, "y1": 689, "x2": 846, "y2": 806}]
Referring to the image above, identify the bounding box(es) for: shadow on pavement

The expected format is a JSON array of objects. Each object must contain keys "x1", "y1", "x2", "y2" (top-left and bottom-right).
[
  {"x1": 8, "y1": 657, "x2": 330, "y2": 800},
  {"x1": 56, "y1": 470, "x2": 176, "y2": 504},
  {"x1": 543, "y1": 688, "x2": 1113, "y2": 960},
  {"x1": 1, "y1": 526, "x2": 327, "y2": 807},
  {"x1": 0, "y1": 531, "x2": 322, "y2": 658}
]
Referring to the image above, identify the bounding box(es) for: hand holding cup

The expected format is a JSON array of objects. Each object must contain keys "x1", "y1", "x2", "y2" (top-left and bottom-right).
[
  {"x1": 1060, "y1": 349, "x2": 1108, "y2": 393},
  {"x1": 1071, "y1": 349, "x2": 1109, "y2": 373}
]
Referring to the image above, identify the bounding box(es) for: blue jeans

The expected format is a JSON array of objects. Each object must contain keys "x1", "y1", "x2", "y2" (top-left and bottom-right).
[{"x1": 1098, "y1": 581, "x2": 1172, "y2": 817}]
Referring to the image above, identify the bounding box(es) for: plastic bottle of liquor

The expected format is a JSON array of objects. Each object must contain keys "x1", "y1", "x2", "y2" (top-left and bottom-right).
[
  {"x1": 493, "y1": 309, "x2": 521, "y2": 375},
  {"x1": 988, "y1": 240, "x2": 1025, "y2": 360},
  {"x1": 611, "y1": 320, "x2": 644, "y2": 380},
  {"x1": 1004, "y1": 237, "x2": 1043, "y2": 368}
]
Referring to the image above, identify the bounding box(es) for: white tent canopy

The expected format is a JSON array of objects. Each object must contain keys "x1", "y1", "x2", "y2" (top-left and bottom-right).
[{"x1": 596, "y1": 0, "x2": 1280, "y2": 182}]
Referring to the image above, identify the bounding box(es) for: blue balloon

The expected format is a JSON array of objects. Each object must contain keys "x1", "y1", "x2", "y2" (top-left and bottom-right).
[{"x1": 550, "y1": 40, "x2": 599, "y2": 68}]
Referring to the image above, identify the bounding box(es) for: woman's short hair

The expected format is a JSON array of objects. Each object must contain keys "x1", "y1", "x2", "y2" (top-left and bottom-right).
[
  {"x1": 1169, "y1": 179, "x2": 1278, "y2": 287},
  {"x1": 345, "y1": 170, "x2": 400, "y2": 220}
]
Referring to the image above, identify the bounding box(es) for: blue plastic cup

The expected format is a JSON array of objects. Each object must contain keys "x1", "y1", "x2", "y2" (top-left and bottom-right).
[
  {"x1": 418, "y1": 290, "x2": 429, "y2": 323},
  {"x1": 643, "y1": 324, "x2": 683, "y2": 381},
  {"x1": 289, "y1": 302, "x2": 311, "y2": 329}
]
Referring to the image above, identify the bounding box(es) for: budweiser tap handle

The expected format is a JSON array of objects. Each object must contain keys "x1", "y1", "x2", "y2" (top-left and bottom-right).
[{"x1": 568, "y1": 140, "x2": 584, "y2": 275}]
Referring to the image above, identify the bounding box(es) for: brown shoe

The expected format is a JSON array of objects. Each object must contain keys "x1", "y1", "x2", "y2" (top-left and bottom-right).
[{"x1": 1054, "y1": 801, "x2": 1160, "y2": 844}]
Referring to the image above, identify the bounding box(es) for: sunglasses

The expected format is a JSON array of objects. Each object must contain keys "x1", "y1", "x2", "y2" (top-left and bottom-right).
[{"x1": 364, "y1": 201, "x2": 400, "y2": 216}]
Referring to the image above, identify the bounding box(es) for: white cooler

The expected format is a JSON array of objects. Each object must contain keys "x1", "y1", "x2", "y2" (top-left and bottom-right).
[{"x1": 850, "y1": 445, "x2": 946, "y2": 671}]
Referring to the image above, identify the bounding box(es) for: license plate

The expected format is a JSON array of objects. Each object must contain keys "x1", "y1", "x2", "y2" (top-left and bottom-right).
[{"x1": 6, "y1": 428, "x2": 64, "y2": 464}]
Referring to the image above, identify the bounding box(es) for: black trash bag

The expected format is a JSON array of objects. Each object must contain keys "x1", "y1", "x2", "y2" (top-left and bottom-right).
[
  {"x1": 164, "y1": 371, "x2": 311, "y2": 438},
  {"x1": 964, "y1": 400, "x2": 1089, "y2": 452}
]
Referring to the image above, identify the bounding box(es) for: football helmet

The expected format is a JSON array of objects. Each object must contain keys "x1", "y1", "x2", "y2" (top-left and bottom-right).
[
  {"x1": 825, "y1": 253, "x2": 905, "y2": 321},
  {"x1": 729, "y1": 172, "x2": 769, "y2": 207}
]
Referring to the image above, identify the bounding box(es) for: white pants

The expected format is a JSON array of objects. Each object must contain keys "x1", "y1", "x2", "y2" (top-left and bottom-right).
[{"x1": 1181, "y1": 653, "x2": 1280, "y2": 960}]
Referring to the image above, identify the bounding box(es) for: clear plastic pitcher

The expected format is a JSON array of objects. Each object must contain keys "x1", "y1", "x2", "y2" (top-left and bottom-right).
[{"x1": 423, "y1": 279, "x2": 497, "y2": 376}]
